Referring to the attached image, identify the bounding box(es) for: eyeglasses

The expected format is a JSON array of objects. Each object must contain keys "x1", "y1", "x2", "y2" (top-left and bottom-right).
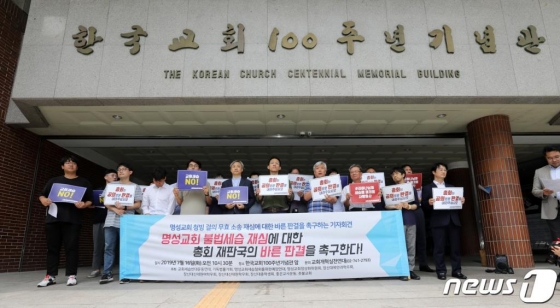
[
  {"x1": 188, "y1": 163, "x2": 199, "y2": 168},
  {"x1": 117, "y1": 168, "x2": 129, "y2": 172}
]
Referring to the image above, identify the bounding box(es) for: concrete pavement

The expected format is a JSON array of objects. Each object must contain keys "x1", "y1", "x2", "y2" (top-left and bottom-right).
[{"x1": 1, "y1": 262, "x2": 559, "y2": 308}]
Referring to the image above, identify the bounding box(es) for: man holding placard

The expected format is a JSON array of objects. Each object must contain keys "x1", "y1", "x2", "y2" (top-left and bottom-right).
[
  {"x1": 173, "y1": 159, "x2": 211, "y2": 215},
  {"x1": 421, "y1": 163, "x2": 466, "y2": 281},
  {"x1": 37, "y1": 155, "x2": 93, "y2": 287},
  {"x1": 100, "y1": 163, "x2": 143, "y2": 285},
  {"x1": 384, "y1": 167, "x2": 420, "y2": 281},
  {"x1": 341, "y1": 164, "x2": 383, "y2": 211},
  {"x1": 303, "y1": 161, "x2": 339, "y2": 212},
  {"x1": 288, "y1": 168, "x2": 310, "y2": 213},
  {"x1": 218, "y1": 160, "x2": 255, "y2": 214},
  {"x1": 256, "y1": 157, "x2": 293, "y2": 213}
]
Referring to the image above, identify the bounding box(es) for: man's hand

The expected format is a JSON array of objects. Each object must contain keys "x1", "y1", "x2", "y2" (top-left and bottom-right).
[
  {"x1": 114, "y1": 208, "x2": 125, "y2": 216},
  {"x1": 225, "y1": 203, "x2": 235, "y2": 209},
  {"x1": 40, "y1": 197, "x2": 53, "y2": 207},
  {"x1": 202, "y1": 186, "x2": 209, "y2": 196},
  {"x1": 236, "y1": 203, "x2": 245, "y2": 210},
  {"x1": 428, "y1": 198, "x2": 435, "y2": 206},
  {"x1": 114, "y1": 201, "x2": 125, "y2": 210},
  {"x1": 74, "y1": 201, "x2": 87, "y2": 209},
  {"x1": 543, "y1": 188, "x2": 554, "y2": 197},
  {"x1": 324, "y1": 195, "x2": 337, "y2": 204},
  {"x1": 552, "y1": 246, "x2": 560, "y2": 257}
]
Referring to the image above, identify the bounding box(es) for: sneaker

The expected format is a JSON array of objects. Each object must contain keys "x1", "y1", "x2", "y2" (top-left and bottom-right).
[
  {"x1": 67, "y1": 275, "x2": 77, "y2": 286},
  {"x1": 99, "y1": 273, "x2": 113, "y2": 284},
  {"x1": 87, "y1": 270, "x2": 100, "y2": 278},
  {"x1": 37, "y1": 275, "x2": 56, "y2": 287},
  {"x1": 119, "y1": 278, "x2": 130, "y2": 284}
]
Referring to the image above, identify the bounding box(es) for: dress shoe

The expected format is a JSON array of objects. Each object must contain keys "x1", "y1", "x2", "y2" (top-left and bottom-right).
[
  {"x1": 419, "y1": 265, "x2": 435, "y2": 273},
  {"x1": 436, "y1": 272, "x2": 446, "y2": 280},
  {"x1": 399, "y1": 276, "x2": 409, "y2": 281},
  {"x1": 557, "y1": 274, "x2": 560, "y2": 283},
  {"x1": 410, "y1": 271, "x2": 420, "y2": 280},
  {"x1": 452, "y1": 272, "x2": 467, "y2": 279}
]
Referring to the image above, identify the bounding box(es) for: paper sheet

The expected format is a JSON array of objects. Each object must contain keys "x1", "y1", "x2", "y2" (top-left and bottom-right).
[
  {"x1": 48, "y1": 203, "x2": 58, "y2": 218},
  {"x1": 542, "y1": 179, "x2": 560, "y2": 192}
]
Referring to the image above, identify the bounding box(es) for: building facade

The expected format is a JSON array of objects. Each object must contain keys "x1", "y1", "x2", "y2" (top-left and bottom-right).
[{"x1": 2, "y1": 0, "x2": 560, "y2": 272}]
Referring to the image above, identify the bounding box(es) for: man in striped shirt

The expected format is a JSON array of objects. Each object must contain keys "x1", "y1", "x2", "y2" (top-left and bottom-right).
[{"x1": 303, "y1": 161, "x2": 338, "y2": 212}]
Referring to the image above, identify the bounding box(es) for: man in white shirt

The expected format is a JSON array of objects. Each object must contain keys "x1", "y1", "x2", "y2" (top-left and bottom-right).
[
  {"x1": 532, "y1": 145, "x2": 560, "y2": 242},
  {"x1": 142, "y1": 167, "x2": 175, "y2": 215},
  {"x1": 342, "y1": 164, "x2": 378, "y2": 211}
]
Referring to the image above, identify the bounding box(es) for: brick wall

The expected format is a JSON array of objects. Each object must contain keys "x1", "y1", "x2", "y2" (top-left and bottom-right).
[{"x1": 0, "y1": 0, "x2": 105, "y2": 273}]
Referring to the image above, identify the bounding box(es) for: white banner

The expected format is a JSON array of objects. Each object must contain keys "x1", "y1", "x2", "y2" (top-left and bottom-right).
[
  {"x1": 208, "y1": 178, "x2": 227, "y2": 197},
  {"x1": 103, "y1": 183, "x2": 137, "y2": 205},
  {"x1": 289, "y1": 174, "x2": 313, "y2": 201},
  {"x1": 362, "y1": 172, "x2": 386, "y2": 188},
  {"x1": 310, "y1": 175, "x2": 342, "y2": 201},
  {"x1": 433, "y1": 187, "x2": 463, "y2": 210},
  {"x1": 258, "y1": 175, "x2": 289, "y2": 196},
  {"x1": 120, "y1": 211, "x2": 409, "y2": 281},
  {"x1": 381, "y1": 183, "x2": 415, "y2": 206}
]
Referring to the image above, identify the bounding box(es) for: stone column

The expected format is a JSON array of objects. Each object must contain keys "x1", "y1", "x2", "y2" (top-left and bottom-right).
[
  {"x1": 467, "y1": 115, "x2": 533, "y2": 268},
  {"x1": 446, "y1": 161, "x2": 479, "y2": 256}
]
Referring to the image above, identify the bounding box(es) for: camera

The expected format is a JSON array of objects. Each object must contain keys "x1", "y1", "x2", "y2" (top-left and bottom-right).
[{"x1": 545, "y1": 238, "x2": 560, "y2": 265}]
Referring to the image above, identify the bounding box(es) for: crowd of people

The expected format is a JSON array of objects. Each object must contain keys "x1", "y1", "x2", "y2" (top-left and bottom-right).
[{"x1": 54, "y1": 149, "x2": 560, "y2": 287}]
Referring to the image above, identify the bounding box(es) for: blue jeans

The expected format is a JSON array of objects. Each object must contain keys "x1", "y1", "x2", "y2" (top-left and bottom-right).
[{"x1": 103, "y1": 226, "x2": 119, "y2": 275}]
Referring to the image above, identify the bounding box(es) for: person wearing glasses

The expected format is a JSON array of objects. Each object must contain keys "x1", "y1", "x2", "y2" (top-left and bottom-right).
[
  {"x1": 37, "y1": 156, "x2": 93, "y2": 287},
  {"x1": 99, "y1": 163, "x2": 143, "y2": 285},
  {"x1": 173, "y1": 159, "x2": 212, "y2": 215},
  {"x1": 341, "y1": 164, "x2": 384, "y2": 211},
  {"x1": 421, "y1": 162, "x2": 466, "y2": 281}
]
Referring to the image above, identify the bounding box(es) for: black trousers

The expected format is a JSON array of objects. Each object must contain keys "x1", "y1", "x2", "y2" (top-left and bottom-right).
[
  {"x1": 414, "y1": 209, "x2": 429, "y2": 267},
  {"x1": 46, "y1": 222, "x2": 81, "y2": 276},
  {"x1": 545, "y1": 213, "x2": 560, "y2": 241},
  {"x1": 432, "y1": 222, "x2": 461, "y2": 274}
]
